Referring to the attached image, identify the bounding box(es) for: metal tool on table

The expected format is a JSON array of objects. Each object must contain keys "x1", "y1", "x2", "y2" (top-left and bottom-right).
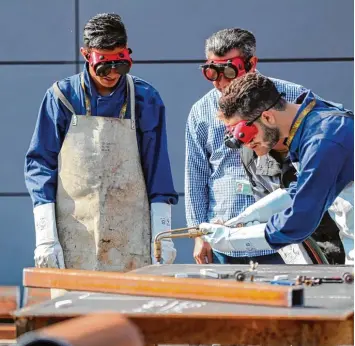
[
  {"x1": 295, "y1": 272, "x2": 354, "y2": 286},
  {"x1": 197, "y1": 261, "x2": 260, "y2": 282},
  {"x1": 342, "y1": 272, "x2": 354, "y2": 283},
  {"x1": 270, "y1": 280, "x2": 296, "y2": 286},
  {"x1": 233, "y1": 261, "x2": 259, "y2": 282},
  {"x1": 154, "y1": 226, "x2": 212, "y2": 264},
  {"x1": 270, "y1": 272, "x2": 354, "y2": 287}
]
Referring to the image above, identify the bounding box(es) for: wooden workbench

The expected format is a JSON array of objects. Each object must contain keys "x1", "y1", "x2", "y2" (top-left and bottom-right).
[
  {"x1": 0, "y1": 286, "x2": 19, "y2": 341},
  {"x1": 13, "y1": 264, "x2": 354, "y2": 346}
]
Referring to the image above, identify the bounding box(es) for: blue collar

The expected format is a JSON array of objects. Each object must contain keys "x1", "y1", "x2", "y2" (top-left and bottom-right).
[{"x1": 287, "y1": 89, "x2": 317, "y2": 151}]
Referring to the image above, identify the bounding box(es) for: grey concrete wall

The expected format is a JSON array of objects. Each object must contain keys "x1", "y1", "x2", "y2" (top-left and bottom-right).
[{"x1": 0, "y1": 0, "x2": 353, "y2": 285}]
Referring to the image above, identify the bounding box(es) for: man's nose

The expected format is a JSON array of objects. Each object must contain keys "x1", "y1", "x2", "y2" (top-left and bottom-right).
[
  {"x1": 213, "y1": 73, "x2": 225, "y2": 88},
  {"x1": 108, "y1": 68, "x2": 120, "y2": 76},
  {"x1": 244, "y1": 139, "x2": 255, "y2": 149}
]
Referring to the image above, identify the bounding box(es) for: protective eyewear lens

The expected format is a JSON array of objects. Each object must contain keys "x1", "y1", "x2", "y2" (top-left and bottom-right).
[
  {"x1": 224, "y1": 130, "x2": 242, "y2": 149},
  {"x1": 204, "y1": 67, "x2": 219, "y2": 81},
  {"x1": 95, "y1": 61, "x2": 131, "y2": 77},
  {"x1": 203, "y1": 64, "x2": 238, "y2": 81},
  {"x1": 223, "y1": 66, "x2": 237, "y2": 79}
]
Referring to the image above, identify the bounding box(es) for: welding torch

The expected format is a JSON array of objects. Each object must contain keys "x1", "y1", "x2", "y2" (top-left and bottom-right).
[{"x1": 154, "y1": 226, "x2": 212, "y2": 264}]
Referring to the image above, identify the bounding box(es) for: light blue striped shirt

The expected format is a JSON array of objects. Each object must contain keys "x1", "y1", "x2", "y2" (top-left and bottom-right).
[{"x1": 185, "y1": 76, "x2": 308, "y2": 257}]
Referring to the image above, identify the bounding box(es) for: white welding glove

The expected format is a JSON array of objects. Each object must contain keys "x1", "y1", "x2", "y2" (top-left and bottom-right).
[
  {"x1": 200, "y1": 222, "x2": 273, "y2": 253},
  {"x1": 150, "y1": 203, "x2": 177, "y2": 264},
  {"x1": 328, "y1": 182, "x2": 354, "y2": 265},
  {"x1": 225, "y1": 188, "x2": 292, "y2": 227},
  {"x1": 33, "y1": 203, "x2": 65, "y2": 269},
  {"x1": 200, "y1": 222, "x2": 313, "y2": 264}
]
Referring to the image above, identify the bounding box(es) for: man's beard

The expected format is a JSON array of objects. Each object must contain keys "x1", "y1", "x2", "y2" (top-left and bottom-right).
[{"x1": 260, "y1": 122, "x2": 281, "y2": 151}]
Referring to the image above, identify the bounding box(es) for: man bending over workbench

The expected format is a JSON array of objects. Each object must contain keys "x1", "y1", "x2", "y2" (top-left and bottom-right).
[{"x1": 200, "y1": 73, "x2": 354, "y2": 265}]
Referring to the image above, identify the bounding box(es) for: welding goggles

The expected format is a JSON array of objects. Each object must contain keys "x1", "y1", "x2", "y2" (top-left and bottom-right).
[
  {"x1": 88, "y1": 48, "x2": 133, "y2": 77},
  {"x1": 224, "y1": 121, "x2": 258, "y2": 149},
  {"x1": 224, "y1": 93, "x2": 285, "y2": 149},
  {"x1": 200, "y1": 57, "x2": 247, "y2": 81}
]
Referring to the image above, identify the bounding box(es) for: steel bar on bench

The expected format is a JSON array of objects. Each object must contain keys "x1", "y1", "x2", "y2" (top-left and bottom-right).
[{"x1": 23, "y1": 268, "x2": 304, "y2": 307}]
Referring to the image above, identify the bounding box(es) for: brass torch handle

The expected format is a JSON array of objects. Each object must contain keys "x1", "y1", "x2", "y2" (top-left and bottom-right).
[
  {"x1": 188, "y1": 228, "x2": 210, "y2": 237},
  {"x1": 153, "y1": 226, "x2": 210, "y2": 264},
  {"x1": 154, "y1": 240, "x2": 162, "y2": 264}
]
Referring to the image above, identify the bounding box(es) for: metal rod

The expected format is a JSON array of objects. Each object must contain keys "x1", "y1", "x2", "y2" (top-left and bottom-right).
[
  {"x1": 159, "y1": 234, "x2": 198, "y2": 240},
  {"x1": 23, "y1": 268, "x2": 304, "y2": 307},
  {"x1": 169, "y1": 226, "x2": 199, "y2": 233},
  {"x1": 153, "y1": 226, "x2": 199, "y2": 242}
]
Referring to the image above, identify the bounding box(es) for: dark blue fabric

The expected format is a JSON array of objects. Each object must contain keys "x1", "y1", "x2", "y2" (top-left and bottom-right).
[
  {"x1": 212, "y1": 250, "x2": 284, "y2": 264},
  {"x1": 25, "y1": 64, "x2": 178, "y2": 207},
  {"x1": 265, "y1": 91, "x2": 354, "y2": 248}
]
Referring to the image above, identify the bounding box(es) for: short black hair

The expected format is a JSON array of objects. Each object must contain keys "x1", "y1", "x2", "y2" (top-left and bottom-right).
[
  {"x1": 218, "y1": 73, "x2": 286, "y2": 121},
  {"x1": 83, "y1": 13, "x2": 127, "y2": 50},
  {"x1": 205, "y1": 28, "x2": 256, "y2": 59}
]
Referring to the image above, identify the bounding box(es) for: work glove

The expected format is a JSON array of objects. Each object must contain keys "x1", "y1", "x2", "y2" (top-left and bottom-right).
[
  {"x1": 199, "y1": 222, "x2": 312, "y2": 263},
  {"x1": 150, "y1": 203, "x2": 177, "y2": 264},
  {"x1": 33, "y1": 203, "x2": 65, "y2": 269},
  {"x1": 199, "y1": 222, "x2": 274, "y2": 253},
  {"x1": 224, "y1": 188, "x2": 292, "y2": 227},
  {"x1": 328, "y1": 182, "x2": 354, "y2": 265}
]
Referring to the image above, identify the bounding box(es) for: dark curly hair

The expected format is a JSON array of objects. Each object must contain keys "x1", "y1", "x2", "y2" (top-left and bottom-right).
[
  {"x1": 218, "y1": 73, "x2": 286, "y2": 121},
  {"x1": 83, "y1": 13, "x2": 127, "y2": 50}
]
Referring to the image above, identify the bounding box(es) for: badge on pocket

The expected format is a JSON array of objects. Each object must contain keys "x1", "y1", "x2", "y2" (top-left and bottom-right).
[{"x1": 236, "y1": 179, "x2": 253, "y2": 195}]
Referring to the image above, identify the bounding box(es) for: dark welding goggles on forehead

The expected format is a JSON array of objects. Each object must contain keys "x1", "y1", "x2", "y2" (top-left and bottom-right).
[
  {"x1": 224, "y1": 93, "x2": 286, "y2": 149},
  {"x1": 200, "y1": 56, "x2": 248, "y2": 81},
  {"x1": 88, "y1": 48, "x2": 133, "y2": 77}
]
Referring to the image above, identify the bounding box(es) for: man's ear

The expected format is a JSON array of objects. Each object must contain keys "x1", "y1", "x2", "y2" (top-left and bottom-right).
[
  {"x1": 80, "y1": 47, "x2": 90, "y2": 61},
  {"x1": 261, "y1": 111, "x2": 277, "y2": 126},
  {"x1": 248, "y1": 56, "x2": 258, "y2": 72}
]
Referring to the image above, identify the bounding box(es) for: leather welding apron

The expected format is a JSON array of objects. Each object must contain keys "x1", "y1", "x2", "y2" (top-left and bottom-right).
[{"x1": 52, "y1": 74, "x2": 151, "y2": 272}]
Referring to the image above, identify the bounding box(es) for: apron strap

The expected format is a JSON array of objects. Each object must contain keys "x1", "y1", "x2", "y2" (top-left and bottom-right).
[
  {"x1": 80, "y1": 73, "x2": 92, "y2": 116},
  {"x1": 52, "y1": 82, "x2": 76, "y2": 115},
  {"x1": 53, "y1": 75, "x2": 135, "y2": 128},
  {"x1": 126, "y1": 74, "x2": 136, "y2": 130}
]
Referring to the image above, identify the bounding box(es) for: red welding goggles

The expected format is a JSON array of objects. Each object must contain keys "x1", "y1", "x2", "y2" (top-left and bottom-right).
[
  {"x1": 224, "y1": 121, "x2": 258, "y2": 149},
  {"x1": 200, "y1": 57, "x2": 247, "y2": 81},
  {"x1": 88, "y1": 48, "x2": 133, "y2": 77}
]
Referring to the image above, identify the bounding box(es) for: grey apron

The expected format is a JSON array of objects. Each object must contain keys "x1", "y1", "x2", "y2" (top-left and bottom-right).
[{"x1": 52, "y1": 74, "x2": 151, "y2": 272}]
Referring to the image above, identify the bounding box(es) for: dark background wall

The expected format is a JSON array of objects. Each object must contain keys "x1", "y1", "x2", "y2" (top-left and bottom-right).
[{"x1": 0, "y1": 0, "x2": 353, "y2": 285}]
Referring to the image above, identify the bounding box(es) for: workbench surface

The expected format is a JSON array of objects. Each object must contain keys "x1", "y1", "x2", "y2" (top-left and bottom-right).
[{"x1": 14, "y1": 264, "x2": 354, "y2": 320}]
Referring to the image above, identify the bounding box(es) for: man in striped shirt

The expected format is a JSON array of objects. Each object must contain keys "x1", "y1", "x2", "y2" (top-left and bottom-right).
[{"x1": 185, "y1": 28, "x2": 331, "y2": 264}]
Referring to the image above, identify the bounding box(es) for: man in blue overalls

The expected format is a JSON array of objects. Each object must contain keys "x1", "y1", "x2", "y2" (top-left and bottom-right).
[
  {"x1": 200, "y1": 73, "x2": 354, "y2": 264},
  {"x1": 25, "y1": 13, "x2": 178, "y2": 273}
]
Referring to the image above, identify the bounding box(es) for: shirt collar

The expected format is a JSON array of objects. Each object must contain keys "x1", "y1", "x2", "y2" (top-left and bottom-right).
[{"x1": 287, "y1": 89, "x2": 316, "y2": 151}]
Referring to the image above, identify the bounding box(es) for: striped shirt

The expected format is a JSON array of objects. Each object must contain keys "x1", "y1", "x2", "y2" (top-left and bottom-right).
[{"x1": 185, "y1": 76, "x2": 309, "y2": 257}]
